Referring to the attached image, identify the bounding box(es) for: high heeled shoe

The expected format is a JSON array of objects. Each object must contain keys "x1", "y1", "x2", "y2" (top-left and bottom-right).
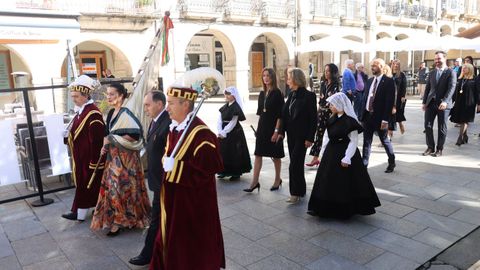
[
  {"x1": 243, "y1": 182, "x2": 260, "y2": 193},
  {"x1": 305, "y1": 160, "x2": 320, "y2": 167},
  {"x1": 463, "y1": 134, "x2": 469, "y2": 144},
  {"x1": 456, "y1": 136, "x2": 464, "y2": 146},
  {"x1": 286, "y1": 196, "x2": 300, "y2": 204},
  {"x1": 270, "y1": 180, "x2": 282, "y2": 191}
]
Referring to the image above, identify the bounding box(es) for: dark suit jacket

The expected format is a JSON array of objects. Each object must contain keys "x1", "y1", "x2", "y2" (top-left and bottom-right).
[
  {"x1": 423, "y1": 68, "x2": 457, "y2": 108},
  {"x1": 354, "y1": 71, "x2": 368, "y2": 91},
  {"x1": 282, "y1": 87, "x2": 317, "y2": 142},
  {"x1": 146, "y1": 111, "x2": 171, "y2": 192},
  {"x1": 361, "y1": 75, "x2": 395, "y2": 128}
]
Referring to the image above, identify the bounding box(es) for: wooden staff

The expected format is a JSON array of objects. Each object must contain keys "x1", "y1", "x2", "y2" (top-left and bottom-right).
[{"x1": 87, "y1": 153, "x2": 104, "y2": 189}]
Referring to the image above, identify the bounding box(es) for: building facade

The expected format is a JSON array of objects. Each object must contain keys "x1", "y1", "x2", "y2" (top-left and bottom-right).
[{"x1": 0, "y1": 0, "x2": 479, "y2": 113}]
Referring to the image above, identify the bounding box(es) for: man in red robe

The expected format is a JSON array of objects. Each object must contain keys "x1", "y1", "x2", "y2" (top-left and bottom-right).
[
  {"x1": 62, "y1": 75, "x2": 105, "y2": 221},
  {"x1": 150, "y1": 86, "x2": 225, "y2": 270}
]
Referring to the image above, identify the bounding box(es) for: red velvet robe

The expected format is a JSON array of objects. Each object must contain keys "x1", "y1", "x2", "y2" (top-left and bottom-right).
[
  {"x1": 150, "y1": 117, "x2": 225, "y2": 270},
  {"x1": 67, "y1": 103, "x2": 105, "y2": 212}
]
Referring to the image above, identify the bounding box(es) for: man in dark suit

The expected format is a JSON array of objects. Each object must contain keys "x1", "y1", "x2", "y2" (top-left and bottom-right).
[
  {"x1": 129, "y1": 90, "x2": 171, "y2": 266},
  {"x1": 422, "y1": 51, "x2": 456, "y2": 157},
  {"x1": 361, "y1": 58, "x2": 396, "y2": 173}
]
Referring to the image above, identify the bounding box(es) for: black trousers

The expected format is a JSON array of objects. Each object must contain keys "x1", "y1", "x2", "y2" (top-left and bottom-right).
[
  {"x1": 139, "y1": 190, "x2": 160, "y2": 260},
  {"x1": 424, "y1": 102, "x2": 449, "y2": 151},
  {"x1": 362, "y1": 113, "x2": 395, "y2": 167},
  {"x1": 287, "y1": 134, "x2": 307, "y2": 197}
]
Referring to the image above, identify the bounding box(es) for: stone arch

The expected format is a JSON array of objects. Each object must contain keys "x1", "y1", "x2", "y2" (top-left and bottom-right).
[
  {"x1": 0, "y1": 44, "x2": 33, "y2": 109},
  {"x1": 342, "y1": 35, "x2": 363, "y2": 42},
  {"x1": 61, "y1": 39, "x2": 133, "y2": 79},
  {"x1": 440, "y1": 25, "x2": 452, "y2": 36},
  {"x1": 395, "y1": 33, "x2": 409, "y2": 40},
  {"x1": 248, "y1": 32, "x2": 290, "y2": 92},
  {"x1": 458, "y1": 27, "x2": 466, "y2": 34},
  {"x1": 184, "y1": 29, "x2": 237, "y2": 90},
  {"x1": 309, "y1": 33, "x2": 329, "y2": 41}
]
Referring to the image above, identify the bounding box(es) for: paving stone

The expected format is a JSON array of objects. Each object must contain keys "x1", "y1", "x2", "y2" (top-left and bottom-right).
[
  {"x1": 309, "y1": 230, "x2": 384, "y2": 264},
  {"x1": 219, "y1": 205, "x2": 240, "y2": 220},
  {"x1": 437, "y1": 194, "x2": 480, "y2": 211},
  {"x1": 305, "y1": 253, "x2": 369, "y2": 270},
  {"x1": 361, "y1": 229, "x2": 441, "y2": 264},
  {"x1": 376, "y1": 200, "x2": 416, "y2": 218},
  {"x1": 246, "y1": 254, "x2": 303, "y2": 270},
  {"x1": 0, "y1": 230, "x2": 14, "y2": 259},
  {"x1": 413, "y1": 228, "x2": 460, "y2": 250},
  {"x1": 365, "y1": 251, "x2": 420, "y2": 270},
  {"x1": 371, "y1": 177, "x2": 400, "y2": 189},
  {"x1": 223, "y1": 229, "x2": 274, "y2": 266},
  {"x1": 396, "y1": 196, "x2": 459, "y2": 216},
  {"x1": 263, "y1": 213, "x2": 328, "y2": 240},
  {"x1": 23, "y1": 255, "x2": 74, "y2": 270},
  {"x1": 230, "y1": 199, "x2": 283, "y2": 220},
  {"x1": 0, "y1": 201, "x2": 35, "y2": 224},
  {"x1": 256, "y1": 231, "x2": 328, "y2": 265},
  {"x1": 404, "y1": 210, "x2": 476, "y2": 237},
  {"x1": 374, "y1": 187, "x2": 407, "y2": 202},
  {"x1": 72, "y1": 255, "x2": 130, "y2": 270},
  {"x1": 428, "y1": 183, "x2": 480, "y2": 200},
  {"x1": 449, "y1": 209, "x2": 480, "y2": 225},
  {"x1": 0, "y1": 255, "x2": 21, "y2": 270},
  {"x1": 222, "y1": 213, "x2": 279, "y2": 241},
  {"x1": 2, "y1": 216, "x2": 46, "y2": 241},
  {"x1": 225, "y1": 257, "x2": 247, "y2": 270},
  {"x1": 389, "y1": 183, "x2": 447, "y2": 200},
  {"x1": 320, "y1": 218, "x2": 379, "y2": 239},
  {"x1": 356, "y1": 212, "x2": 426, "y2": 238},
  {"x1": 11, "y1": 232, "x2": 63, "y2": 266},
  {"x1": 418, "y1": 171, "x2": 471, "y2": 186}
]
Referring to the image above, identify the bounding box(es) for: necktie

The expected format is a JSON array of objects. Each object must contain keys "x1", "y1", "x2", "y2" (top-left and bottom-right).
[
  {"x1": 148, "y1": 120, "x2": 155, "y2": 136},
  {"x1": 368, "y1": 77, "x2": 378, "y2": 112},
  {"x1": 436, "y1": 69, "x2": 441, "y2": 82}
]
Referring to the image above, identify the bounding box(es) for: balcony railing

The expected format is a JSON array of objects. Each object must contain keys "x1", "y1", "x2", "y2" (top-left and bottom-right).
[
  {"x1": 10, "y1": 0, "x2": 156, "y2": 15},
  {"x1": 223, "y1": 0, "x2": 262, "y2": 18},
  {"x1": 178, "y1": 0, "x2": 223, "y2": 16},
  {"x1": 261, "y1": 0, "x2": 295, "y2": 20},
  {"x1": 310, "y1": 0, "x2": 367, "y2": 21},
  {"x1": 377, "y1": 0, "x2": 435, "y2": 22},
  {"x1": 441, "y1": 0, "x2": 465, "y2": 15},
  {"x1": 464, "y1": 0, "x2": 480, "y2": 18}
]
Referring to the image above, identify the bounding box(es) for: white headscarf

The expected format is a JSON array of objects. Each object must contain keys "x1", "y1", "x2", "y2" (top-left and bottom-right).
[
  {"x1": 225, "y1": 86, "x2": 244, "y2": 110},
  {"x1": 326, "y1": 92, "x2": 359, "y2": 122}
]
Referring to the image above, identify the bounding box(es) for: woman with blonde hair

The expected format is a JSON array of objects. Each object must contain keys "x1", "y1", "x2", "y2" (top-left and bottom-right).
[
  {"x1": 390, "y1": 59, "x2": 407, "y2": 136},
  {"x1": 450, "y1": 63, "x2": 480, "y2": 145}
]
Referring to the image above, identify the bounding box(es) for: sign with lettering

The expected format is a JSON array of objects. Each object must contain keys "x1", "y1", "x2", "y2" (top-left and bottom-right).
[{"x1": 186, "y1": 36, "x2": 213, "y2": 54}]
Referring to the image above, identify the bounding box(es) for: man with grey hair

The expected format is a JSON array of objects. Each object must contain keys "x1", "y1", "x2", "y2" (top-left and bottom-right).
[
  {"x1": 342, "y1": 59, "x2": 357, "y2": 102},
  {"x1": 453, "y1": 58, "x2": 462, "y2": 78}
]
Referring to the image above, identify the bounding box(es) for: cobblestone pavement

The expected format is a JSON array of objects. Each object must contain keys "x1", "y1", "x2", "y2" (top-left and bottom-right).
[{"x1": 0, "y1": 96, "x2": 479, "y2": 270}]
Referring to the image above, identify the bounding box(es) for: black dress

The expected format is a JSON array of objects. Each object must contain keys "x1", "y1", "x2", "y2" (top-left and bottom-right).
[
  {"x1": 254, "y1": 89, "x2": 285, "y2": 158},
  {"x1": 388, "y1": 72, "x2": 407, "y2": 130},
  {"x1": 308, "y1": 114, "x2": 380, "y2": 219},
  {"x1": 450, "y1": 78, "x2": 478, "y2": 123},
  {"x1": 310, "y1": 81, "x2": 340, "y2": 156},
  {"x1": 218, "y1": 102, "x2": 252, "y2": 176}
]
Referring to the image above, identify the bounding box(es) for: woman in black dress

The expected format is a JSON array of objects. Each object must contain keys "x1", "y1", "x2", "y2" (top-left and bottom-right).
[
  {"x1": 244, "y1": 68, "x2": 284, "y2": 192},
  {"x1": 308, "y1": 92, "x2": 380, "y2": 219},
  {"x1": 306, "y1": 63, "x2": 340, "y2": 167},
  {"x1": 217, "y1": 86, "x2": 252, "y2": 180},
  {"x1": 450, "y1": 63, "x2": 480, "y2": 145},
  {"x1": 391, "y1": 59, "x2": 407, "y2": 136}
]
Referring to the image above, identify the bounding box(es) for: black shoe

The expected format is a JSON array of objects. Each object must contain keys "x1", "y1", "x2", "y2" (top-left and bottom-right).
[
  {"x1": 431, "y1": 150, "x2": 442, "y2": 157},
  {"x1": 270, "y1": 180, "x2": 282, "y2": 191},
  {"x1": 422, "y1": 148, "x2": 433, "y2": 156},
  {"x1": 106, "y1": 227, "x2": 123, "y2": 237},
  {"x1": 243, "y1": 182, "x2": 260, "y2": 193},
  {"x1": 229, "y1": 175, "x2": 241, "y2": 181},
  {"x1": 61, "y1": 212, "x2": 77, "y2": 221},
  {"x1": 385, "y1": 163, "x2": 396, "y2": 173},
  {"x1": 217, "y1": 173, "x2": 226, "y2": 179},
  {"x1": 129, "y1": 255, "x2": 150, "y2": 266},
  {"x1": 463, "y1": 134, "x2": 469, "y2": 144}
]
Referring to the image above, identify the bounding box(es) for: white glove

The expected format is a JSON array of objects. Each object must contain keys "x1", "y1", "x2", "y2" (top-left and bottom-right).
[
  {"x1": 62, "y1": 130, "x2": 69, "y2": 138},
  {"x1": 163, "y1": 156, "x2": 175, "y2": 172}
]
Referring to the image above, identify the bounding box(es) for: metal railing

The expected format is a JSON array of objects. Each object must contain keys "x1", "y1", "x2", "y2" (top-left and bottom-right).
[
  {"x1": 441, "y1": 0, "x2": 465, "y2": 14},
  {"x1": 9, "y1": 0, "x2": 155, "y2": 15},
  {"x1": 310, "y1": 0, "x2": 367, "y2": 20},
  {"x1": 178, "y1": 0, "x2": 223, "y2": 14},
  {"x1": 223, "y1": 0, "x2": 262, "y2": 17},
  {"x1": 261, "y1": 0, "x2": 295, "y2": 19}
]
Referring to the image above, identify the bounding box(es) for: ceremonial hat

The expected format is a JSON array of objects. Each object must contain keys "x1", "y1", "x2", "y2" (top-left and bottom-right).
[
  {"x1": 69, "y1": 75, "x2": 96, "y2": 95},
  {"x1": 166, "y1": 85, "x2": 198, "y2": 102}
]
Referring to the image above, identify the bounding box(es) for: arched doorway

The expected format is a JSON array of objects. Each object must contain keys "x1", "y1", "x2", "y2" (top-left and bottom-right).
[
  {"x1": 184, "y1": 29, "x2": 236, "y2": 91},
  {"x1": 61, "y1": 40, "x2": 132, "y2": 79},
  {"x1": 248, "y1": 33, "x2": 289, "y2": 92},
  {"x1": 0, "y1": 45, "x2": 32, "y2": 110}
]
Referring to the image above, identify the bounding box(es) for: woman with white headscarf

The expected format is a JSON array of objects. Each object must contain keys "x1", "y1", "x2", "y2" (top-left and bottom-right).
[
  {"x1": 307, "y1": 92, "x2": 380, "y2": 219},
  {"x1": 216, "y1": 86, "x2": 252, "y2": 180}
]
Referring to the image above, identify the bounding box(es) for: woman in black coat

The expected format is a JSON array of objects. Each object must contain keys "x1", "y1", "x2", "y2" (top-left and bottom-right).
[
  {"x1": 391, "y1": 59, "x2": 407, "y2": 137},
  {"x1": 282, "y1": 68, "x2": 317, "y2": 203},
  {"x1": 450, "y1": 63, "x2": 480, "y2": 145}
]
